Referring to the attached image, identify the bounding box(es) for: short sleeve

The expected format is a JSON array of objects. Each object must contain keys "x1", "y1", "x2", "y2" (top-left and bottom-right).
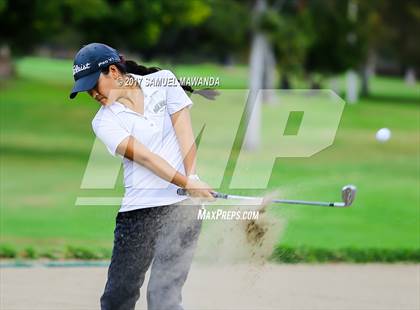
[
  {"x1": 92, "y1": 112, "x2": 131, "y2": 157},
  {"x1": 163, "y1": 70, "x2": 193, "y2": 115}
]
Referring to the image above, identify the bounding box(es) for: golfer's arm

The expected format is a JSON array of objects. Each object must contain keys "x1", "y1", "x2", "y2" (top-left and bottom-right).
[
  {"x1": 170, "y1": 108, "x2": 197, "y2": 176},
  {"x1": 116, "y1": 136, "x2": 188, "y2": 188}
]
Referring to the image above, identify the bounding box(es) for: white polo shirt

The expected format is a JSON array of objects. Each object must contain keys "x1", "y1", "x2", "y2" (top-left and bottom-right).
[{"x1": 92, "y1": 70, "x2": 192, "y2": 212}]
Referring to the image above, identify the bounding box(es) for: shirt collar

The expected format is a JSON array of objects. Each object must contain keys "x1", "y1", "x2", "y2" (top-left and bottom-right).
[{"x1": 107, "y1": 101, "x2": 126, "y2": 114}]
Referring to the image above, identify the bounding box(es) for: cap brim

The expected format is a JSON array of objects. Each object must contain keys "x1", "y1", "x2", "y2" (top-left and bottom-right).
[{"x1": 69, "y1": 71, "x2": 101, "y2": 99}]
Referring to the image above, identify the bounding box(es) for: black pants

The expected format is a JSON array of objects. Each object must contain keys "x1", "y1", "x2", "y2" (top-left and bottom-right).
[{"x1": 100, "y1": 199, "x2": 202, "y2": 310}]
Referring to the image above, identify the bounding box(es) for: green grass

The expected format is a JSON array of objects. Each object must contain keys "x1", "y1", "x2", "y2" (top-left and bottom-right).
[{"x1": 0, "y1": 56, "x2": 419, "y2": 260}]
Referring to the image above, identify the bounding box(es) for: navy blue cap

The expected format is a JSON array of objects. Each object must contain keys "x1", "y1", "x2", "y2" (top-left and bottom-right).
[{"x1": 69, "y1": 43, "x2": 121, "y2": 99}]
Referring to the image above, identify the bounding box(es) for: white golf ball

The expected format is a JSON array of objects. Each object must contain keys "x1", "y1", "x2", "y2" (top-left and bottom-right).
[{"x1": 376, "y1": 128, "x2": 391, "y2": 142}]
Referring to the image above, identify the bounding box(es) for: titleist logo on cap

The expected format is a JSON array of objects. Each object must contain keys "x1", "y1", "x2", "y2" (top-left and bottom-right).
[{"x1": 73, "y1": 63, "x2": 91, "y2": 75}]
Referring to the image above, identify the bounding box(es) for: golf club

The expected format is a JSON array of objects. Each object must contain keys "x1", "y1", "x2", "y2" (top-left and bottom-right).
[{"x1": 177, "y1": 184, "x2": 357, "y2": 208}]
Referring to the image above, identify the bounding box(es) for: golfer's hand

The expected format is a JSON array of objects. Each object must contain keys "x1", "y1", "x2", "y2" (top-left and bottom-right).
[{"x1": 185, "y1": 179, "x2": 216, "y2": 202}]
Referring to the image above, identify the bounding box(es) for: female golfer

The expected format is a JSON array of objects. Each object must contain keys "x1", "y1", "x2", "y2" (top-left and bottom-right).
[{"x1": 69, "y1": 43, "x2": 214, "y2": 310}]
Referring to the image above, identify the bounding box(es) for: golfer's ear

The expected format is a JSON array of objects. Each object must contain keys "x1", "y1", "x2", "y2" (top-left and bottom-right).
[{"x1": 109, "y1": 65, "x2": 120, "y2": 78}]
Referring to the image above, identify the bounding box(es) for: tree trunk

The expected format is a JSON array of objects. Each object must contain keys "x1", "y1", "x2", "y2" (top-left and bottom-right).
[
  {"x1": 244, "y1": 0, "x2": 267, "y2": 151},
  {"x1": 0, "y1": 45, "x2": 14, "y2": 79},
  {"x1": 404, "y1": 67, "x2": 416, "y2": 85},
  {"x1": 346, "y1": 70, "x2": 359, "y2": 104},
  {"x1": 244, "y1": 33, "x2": 265, "y2": 151},
  {"x1": 279, "y1": 73, "x2": 291, "y2": 89},
  {"x1": 262, "y1": 40, "x2": 277, "y2": 104},
  {"x1": 360, "y1": 49, "x2": 376, "y2": 97},
  {"x1": 329, "y1": 77, "x2": 340, "y2": 95},
  {"x1": 360, "y1": 67, "x2": 369, "y2": 97}
]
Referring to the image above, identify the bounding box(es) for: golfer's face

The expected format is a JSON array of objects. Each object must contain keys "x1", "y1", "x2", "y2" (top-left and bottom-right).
[{"x1": 88, "y1": 73, "x2": 116, "y2": 106}]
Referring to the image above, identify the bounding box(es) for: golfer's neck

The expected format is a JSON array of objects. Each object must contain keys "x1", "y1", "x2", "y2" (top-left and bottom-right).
[{"x1": 118, "y1": 87, "x2": 144, "y2": 114}]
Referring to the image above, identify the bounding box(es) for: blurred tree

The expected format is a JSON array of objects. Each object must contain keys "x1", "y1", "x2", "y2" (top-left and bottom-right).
[
  {"x1": 74, "y1": 0, "x2": 212, "y2": 58},
  {"x1": 0, "y1": 0, "x2": 213, "y2": 58},
  {"x1": 244, "y1": 0, "x2": 313, "y2": 150},
  {"x1": 258, "y1": 1, "x2": 315, "y2": 89},
  {"x1": 379, "y1": 0, "x2": 420, "y2": 81},
  {"x1": 356, "y1": 0, "x2": 386, "y2": 96},
  {"x1": 0, "y1": 0, "x2": 115, "y2": 54},
  {"x1": 190, "y1": 0, "x2": 249, "y2": 63},
  {"x1": 152, "y1": 0, "x2": 249, "y2": 62},
  {"x1": 341, "y1": 0, "x2": 420, "y2": 95},
  {"x1": 305, "y1": 1, "x2": 367, "y2": 74},
  {"x1": 0, "y1": 0, "x2": 64, "y2": 54}
]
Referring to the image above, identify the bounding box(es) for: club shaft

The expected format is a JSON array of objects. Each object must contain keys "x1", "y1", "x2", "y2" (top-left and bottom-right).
[
  {"x1": 177, "y1": 189, "x2": 346, "y2": 207},
  {"x1": 228, "y1": 194, "x2": 342, "y2": 207},
  {"x1": 272, "y1": 199, "x2": 345, "y2": 207}
]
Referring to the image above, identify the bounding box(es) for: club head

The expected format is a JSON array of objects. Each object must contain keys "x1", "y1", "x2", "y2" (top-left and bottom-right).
[{"x1": 341, "y1": 185, "x2": 357, "y2": 206}]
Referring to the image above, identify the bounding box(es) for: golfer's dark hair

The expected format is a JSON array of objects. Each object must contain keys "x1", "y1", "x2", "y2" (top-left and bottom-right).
[{"x1": 100, "y1": 56, "x2": 218, "y2": 100}]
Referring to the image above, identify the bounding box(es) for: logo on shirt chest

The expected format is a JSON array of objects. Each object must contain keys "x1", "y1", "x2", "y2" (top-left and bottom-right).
[{"x1": 152, "y1": 100, "x2": 166, "y2": 114}]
